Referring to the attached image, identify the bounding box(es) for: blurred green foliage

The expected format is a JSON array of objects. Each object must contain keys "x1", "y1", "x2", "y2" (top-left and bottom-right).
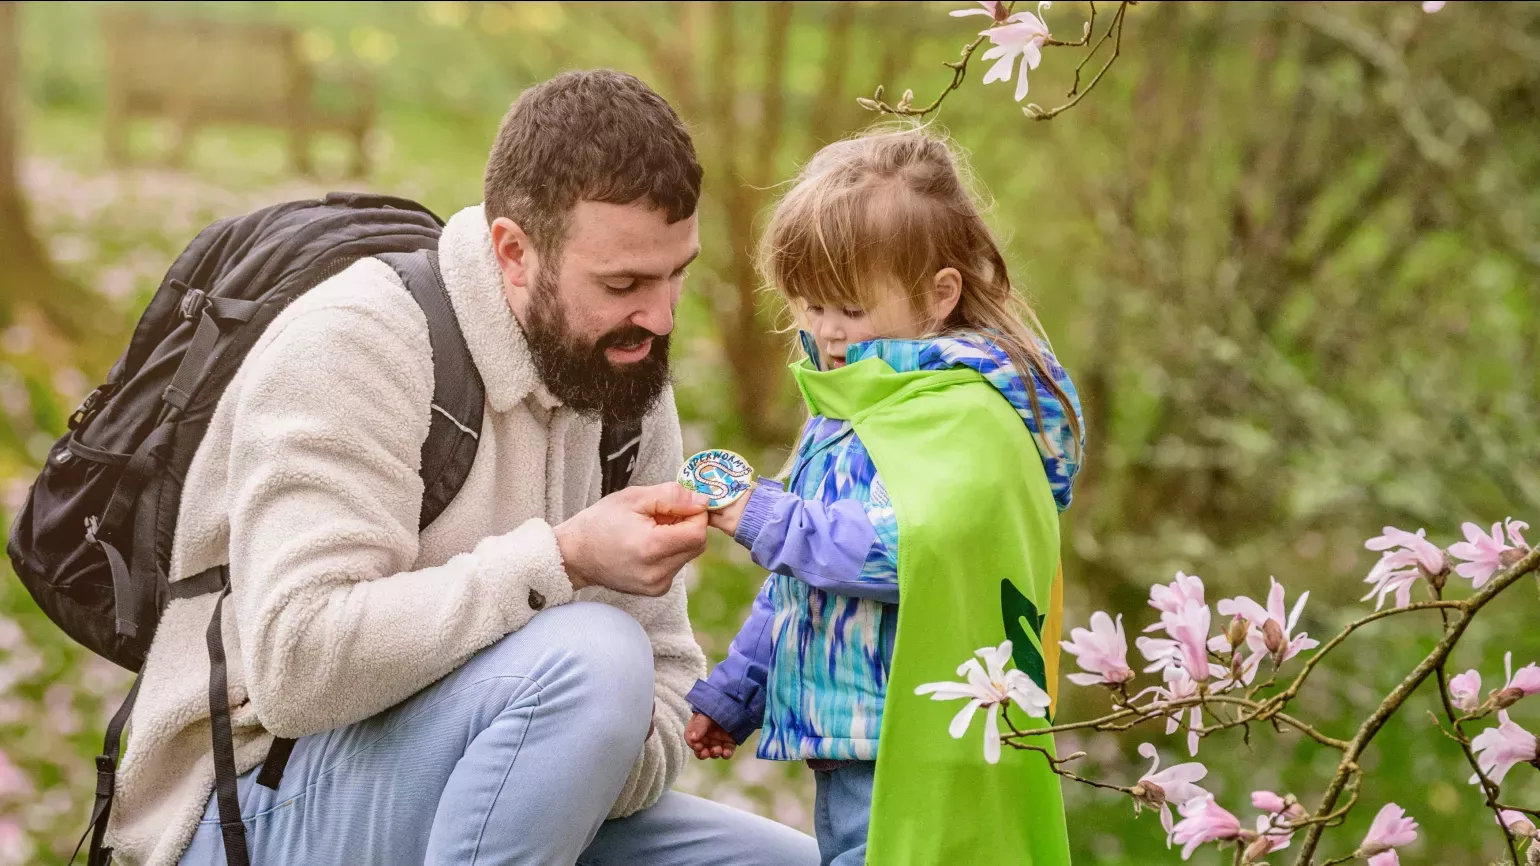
[{"x1": 1, "y1": 2, "x2": 1538, "y2": 863}]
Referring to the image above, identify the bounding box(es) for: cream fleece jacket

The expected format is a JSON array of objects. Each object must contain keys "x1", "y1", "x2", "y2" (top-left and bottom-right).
[{"x1": 104, "y1": 204, "x2": 708, "y2": 866}]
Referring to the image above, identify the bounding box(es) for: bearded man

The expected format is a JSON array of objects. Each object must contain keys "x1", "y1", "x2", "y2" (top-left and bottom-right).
[{"x1": 107, "y1": 69, "x2": 819, "y2": 866}]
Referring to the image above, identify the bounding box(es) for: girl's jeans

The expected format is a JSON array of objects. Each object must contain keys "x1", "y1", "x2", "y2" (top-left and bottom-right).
[
  {"x1": 809, "y1": 759, "x2": 876, "y2": 866},
  {"x1": 177, "y1": 601, "x2": 819, "y2": 866}
]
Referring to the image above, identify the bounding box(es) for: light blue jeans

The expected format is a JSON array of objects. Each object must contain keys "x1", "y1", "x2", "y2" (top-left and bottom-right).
[
  {"x1": 809, "y1": 760, "x2": 875, "y2": 866},
  {"x1": 178, "y1": 601, "x2": 819, "y2": 865}
]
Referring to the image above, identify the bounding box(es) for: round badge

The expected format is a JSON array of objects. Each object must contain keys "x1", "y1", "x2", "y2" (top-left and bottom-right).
[{"x1": 678, "y1": 449, "x2": 756, "y2": 510}]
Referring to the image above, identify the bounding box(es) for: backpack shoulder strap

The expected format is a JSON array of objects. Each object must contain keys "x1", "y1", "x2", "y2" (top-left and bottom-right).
[{"x1": 378, "y1": 251, "x2": 485, "y2": 531}]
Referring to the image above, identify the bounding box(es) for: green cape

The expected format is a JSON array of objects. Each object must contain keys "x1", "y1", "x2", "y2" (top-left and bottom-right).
[{"x1": 791, "y1": 356, "x2": 1071, "y2": 866}]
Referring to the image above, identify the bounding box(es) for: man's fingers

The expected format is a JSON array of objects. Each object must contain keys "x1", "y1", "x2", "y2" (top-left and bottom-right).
[
  {"x1": 649, "y1": 515, "x2": 709, "y2": 560},
  {"x1": 635, "y1": 481, "x2": 711, "y2": 519}
]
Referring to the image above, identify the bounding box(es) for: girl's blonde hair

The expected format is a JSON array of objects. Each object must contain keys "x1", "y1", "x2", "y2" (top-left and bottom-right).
[{"x1": 757, "y1": 122, "x2": 1083, "y2": 458}]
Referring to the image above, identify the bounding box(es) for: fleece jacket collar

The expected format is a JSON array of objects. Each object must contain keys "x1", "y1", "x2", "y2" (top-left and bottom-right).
[{"x1": 437, "y1": 203, "x2": 561, "y2": 413}]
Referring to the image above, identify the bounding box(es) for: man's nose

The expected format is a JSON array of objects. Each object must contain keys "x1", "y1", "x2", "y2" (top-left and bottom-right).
[{"x1": 631, "y1": 285, "x2": 675, "y2": 336}]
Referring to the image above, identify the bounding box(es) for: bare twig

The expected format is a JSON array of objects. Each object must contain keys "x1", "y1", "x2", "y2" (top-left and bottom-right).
[
  {"x1": 858, "y1": 5, "x2": 1010, "y2": 119},
  {"x1": 1003, "y1": 707, "x2": 1138, "y2": 794},
  {"x1": 1259, "y1": 601, "x2": 1466, "y2": 716},
  {"x1": 1024, "y1": 0, "x2": 1131, "y2": 121},
  {"x1": 860, "y1": 1, "x2": 1134, "y2": 123}
]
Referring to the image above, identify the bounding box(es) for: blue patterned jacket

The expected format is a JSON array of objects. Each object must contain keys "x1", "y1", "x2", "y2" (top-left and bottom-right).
[{"x1": 685, "y1": 330, "x2": 1082, "y2": 761}]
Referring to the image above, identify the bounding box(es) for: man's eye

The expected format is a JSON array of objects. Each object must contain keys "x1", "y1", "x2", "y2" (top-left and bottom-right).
[{"x1": 605, "y1": 281, "x2": 638, "y2": 293}]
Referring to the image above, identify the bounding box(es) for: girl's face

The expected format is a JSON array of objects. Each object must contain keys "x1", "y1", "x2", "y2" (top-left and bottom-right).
[{"x1": 802, "y1": 269, "x2": 963, "y2": 368}]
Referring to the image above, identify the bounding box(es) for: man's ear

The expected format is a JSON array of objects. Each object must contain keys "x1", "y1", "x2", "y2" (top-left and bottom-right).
[
  {"x1": 489, "y1": 216, "x2": 538, "y2": 319},
  {"x1": 930, "y1": 267, "x2": 963, "y2": 326}
]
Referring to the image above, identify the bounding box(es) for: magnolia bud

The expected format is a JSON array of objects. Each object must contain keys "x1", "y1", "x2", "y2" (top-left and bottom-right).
[
  {"x1": 1424, "y1": 563, "x2": 1447, "y2": 592},
  {"x1": 1262, "y1": 619, "x2": 1285, "y2": 655},
  {"x1": 1511, "y1": 816, "x2": 1538, "y2": 839},
  {"x1": 1226, "y1": 615, "x2": 1249, "y2": 649},
  {"x1": 856, "y1": 97, "x2": 880, "y2": 111},
  {"x1": 1242, "y1": 834, "x2": 1276, "y2": 864},
  {"x1": 1502, "y1": 548, "x2": 1528, "y2": 568},
  {"x1": 1494, "y1": 687, "x2": 1526, "y2": 709},
  {"x1": 1528, "y1": 840, "x2": 1540, "y2": 866},
  {"x1": 1133, "y1": 780, "x2": 1166, "y2": 808}
]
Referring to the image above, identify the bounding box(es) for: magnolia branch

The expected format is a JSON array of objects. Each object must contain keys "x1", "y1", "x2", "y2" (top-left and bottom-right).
[
  {"x1": 1025, "y1": 0, "x2": 1130, "y2": 121},
  {"x1": 858, "y1": 1, "x2": 1135, "y2": 122},
  {"x1": 1293, "y1": 545, "x2": 1540, "y2": 864},
  {"x1": 970, "y1": 541, "x2": 1540, "y2": 865}
]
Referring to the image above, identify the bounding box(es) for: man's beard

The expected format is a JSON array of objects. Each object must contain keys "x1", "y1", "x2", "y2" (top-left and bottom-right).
[{"x1": 522, "y1": 269, "x2": 672, "y2": 424}]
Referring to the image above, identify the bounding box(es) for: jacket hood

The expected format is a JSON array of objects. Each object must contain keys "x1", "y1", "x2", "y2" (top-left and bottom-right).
[{"x1": 801, "y1": 330, "x2": 1084, "y2": 511}]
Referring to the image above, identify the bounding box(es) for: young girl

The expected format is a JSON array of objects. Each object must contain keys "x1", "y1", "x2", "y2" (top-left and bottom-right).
[{"x1": 682, "y1": 125, "x2": 1085, "y2": 866}]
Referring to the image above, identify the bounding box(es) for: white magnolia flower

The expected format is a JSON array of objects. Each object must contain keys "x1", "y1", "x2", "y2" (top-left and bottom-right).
[
  {"x1": 915, "y1": 640, "x2": 1051, "y2": 764},
  {"x1": 979, "y1": 1, "x2": 1054, "y2": 102}
]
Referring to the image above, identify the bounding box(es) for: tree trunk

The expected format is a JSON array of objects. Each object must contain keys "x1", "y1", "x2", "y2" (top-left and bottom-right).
[{"x1": 0, "y1": 0, "x2": 89, "y2": 337}]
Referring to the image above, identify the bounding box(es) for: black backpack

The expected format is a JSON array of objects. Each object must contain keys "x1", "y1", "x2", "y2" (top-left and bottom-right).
[{"x1": 5, "y1": 192, "x2": 643, "y2": 866}]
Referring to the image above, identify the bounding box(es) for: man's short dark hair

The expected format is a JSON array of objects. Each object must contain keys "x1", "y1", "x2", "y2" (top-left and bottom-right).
[{"x1": 484, "y1": 69, "x2": 702, "y2": 257}]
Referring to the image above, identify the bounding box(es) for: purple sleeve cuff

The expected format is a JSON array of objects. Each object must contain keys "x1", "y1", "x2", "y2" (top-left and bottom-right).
[
  {"x1": 686, "y1": 679, "x2": 762, "y2": 745},
  {"x1": 732, "y1": 479, "x2": 783, "y2": 549},
  {"x1": 685, "y1": 579, "x2": 776, "y2": 744}
]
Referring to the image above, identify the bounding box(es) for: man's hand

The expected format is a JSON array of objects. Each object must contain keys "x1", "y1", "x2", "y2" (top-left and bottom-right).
[
  {"x1": 555, "y1": 482, "x2": 710, "y2": 596},
  {"x1": 685, "y1": 711, "x2": 737, "y2": 759}
]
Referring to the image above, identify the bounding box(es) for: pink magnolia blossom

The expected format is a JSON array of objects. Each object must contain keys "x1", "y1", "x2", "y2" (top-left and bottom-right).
[
  {"x1": 978, "y1": 2, "x2": 1053, "y2": 102},
  {"x1": 1366, "y1": 526, "x2": 1448, "y2": 573},
  {"x1": 1252, "y1": 790, "x2": 1287, "y2": 814},
  {"x1": 1362, "y1": 526, "x2": 1447, "y2": 609},
  {"x1": 1244, "y1": 814, "x2": 1293, "y2": 860},
  {"x1": 1136, "y1": 633, "x2": 1179, "y2": 673},
  {"x1": 1449, "y1": 669, "x2": 1483, "y2": 712},
  {"x1": 1139, "y1": 606, "x2": 1226, "y2": 685},
  {"x1": 1498, "y1": 809, "x2": 1537, "y2": 838},
  {"x1": 1134, "y1": 742, "x2": 1210, "y2": 832},
  {"x1": 1252, "y1": 790, "x2": 1307, "y2": 821},
  {"x1": 1359, "y1": 803, "x2": 1417, "y2": 863},
  {"x1": 1142, "y1": 573, "x2": 1229, "y2": 683},
  {"x1": 1147, "y1": 571, "x2": 1207, "y2": 623},
  {"x1": 1168, "y1": 794, "x2": 1242, "y2": 860},
  {"x1": 1217, "y1": 578, "x2": 1319, "y2": 673},
  {"x1": 950, "y1": 1, "x2": 1008, "y2": 23},
  {"x1": 1167, "y1": 602, "x2": 1217, "y2": 684},
  {"x1": 1361, "y1": 552, "x2": 1426, "y2": 611},
  {"x1": 1490, "y1": 651, "x2": 1540, "y2": 709},
  {"x1": 1449, "y1": 519, "x2": 1530, "y2": 589},
  {"x1": 1061, "y1": 611, "x2": 1136, "y2": 686},
  {"x1": 1142, "y1": 667, "x2": 1205, "y2": 756},
  {"x1": 1470, "y1": 710, "x2": 1540, "y2": 784}
]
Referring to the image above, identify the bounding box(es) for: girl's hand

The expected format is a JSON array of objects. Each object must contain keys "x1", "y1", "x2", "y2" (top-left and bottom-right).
[
  {"x1": 706, "y1": 493, "x2": 749, "y2": 538},
  {"x1": 685, "y1": 711, "x2": 737, "y2": 759}
]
